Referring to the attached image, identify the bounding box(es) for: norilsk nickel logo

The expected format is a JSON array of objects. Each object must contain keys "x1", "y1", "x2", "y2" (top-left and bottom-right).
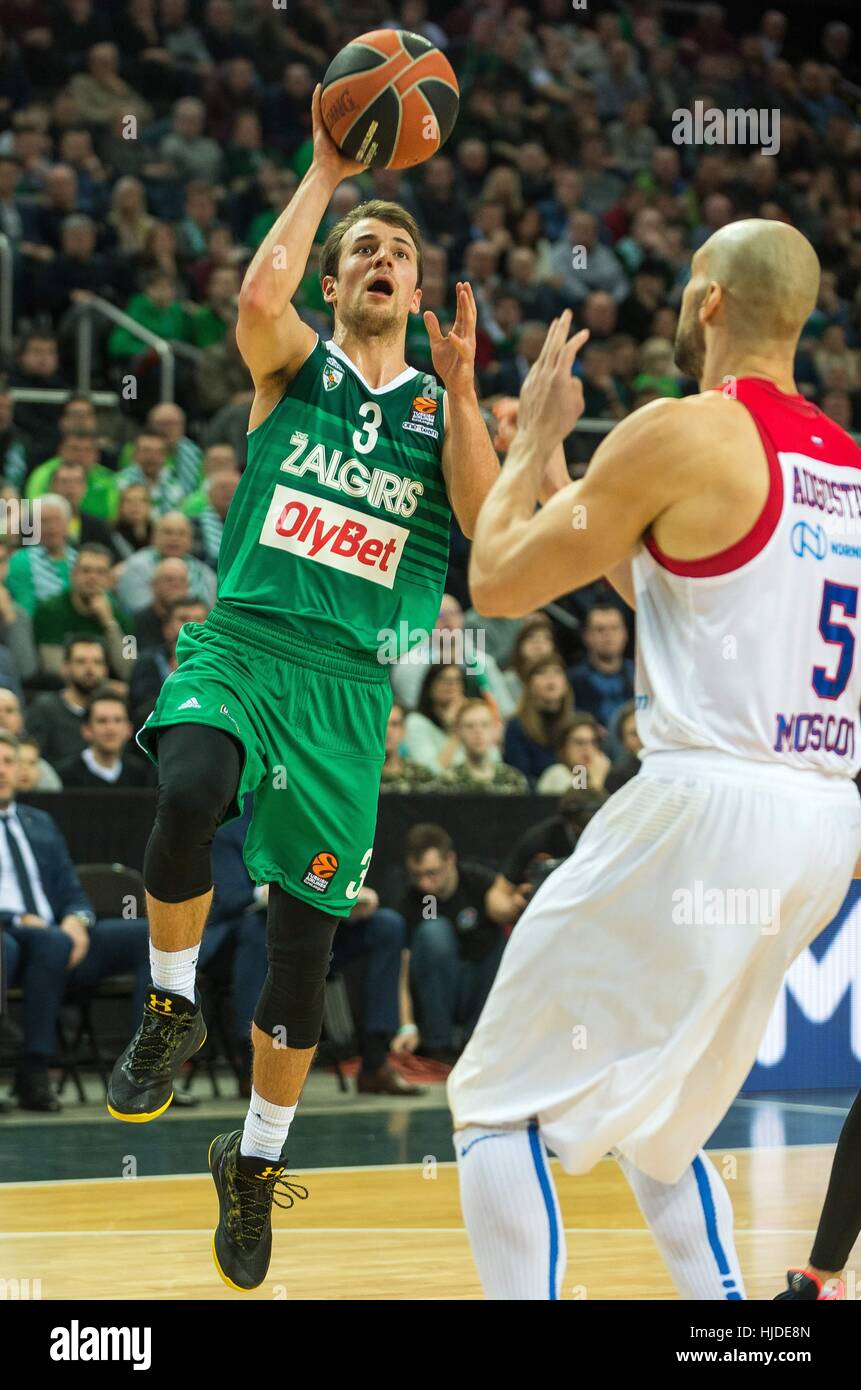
[{"x1": 790, "y1": 521, "x2": 828, "y2": 561}]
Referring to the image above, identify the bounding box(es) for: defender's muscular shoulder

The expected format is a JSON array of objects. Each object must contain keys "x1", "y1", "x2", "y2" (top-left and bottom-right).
[{"x1": 647, "y1": 390, "x2": 772, "y2": 560}]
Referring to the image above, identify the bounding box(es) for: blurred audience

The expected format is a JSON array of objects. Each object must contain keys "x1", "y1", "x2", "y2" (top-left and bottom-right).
[
  {"x1": 398, "y1": 823, "x2": 509, "y2": 1063},
  {"x1": 503, "y1": 655, "x2": 575, "y2": 786}
]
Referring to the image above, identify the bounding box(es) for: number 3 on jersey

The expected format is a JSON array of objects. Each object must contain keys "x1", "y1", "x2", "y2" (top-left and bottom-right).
[
  {"x1": 352, "y1": 403, "x2": 382, "y2": 455},
  {"x1": 346, "y1": 847, "x2": 373, "y2": 900},
  {"x1": 813, "y1": 579, "x2": 858, "y2": 700}
]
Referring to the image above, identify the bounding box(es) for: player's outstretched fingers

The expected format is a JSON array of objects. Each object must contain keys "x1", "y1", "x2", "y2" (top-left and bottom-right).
[
  {"x1": 549, "y1": 308, "x2": 574, "y2": 371},
  {"x1": 459, "y1": 282, "x2": 475, "y2": 334},
  {"x1": 423, "y1": 309, "x2": 442, "y2": 345},
  {"x1": 453, "y1": 282, "x2": 468, "y2": 335},
  {"x1": 543, "y1": 310, "x2": 571, "y2": 373},
  {"x1": 562, "y1": 328, "x2": 590, "y2": 372},
  {"x1": 535, "y1": 316, "x2": 560, "y2": 373}
]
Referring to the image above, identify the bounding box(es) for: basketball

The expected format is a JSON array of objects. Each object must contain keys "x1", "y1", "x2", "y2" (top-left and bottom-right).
[
  {"x1": 321, "y1": 29, "x2": 459, "y2": 170},
  {"x1": 311, "y1": 852, "x2": 339, "y2": 879}
]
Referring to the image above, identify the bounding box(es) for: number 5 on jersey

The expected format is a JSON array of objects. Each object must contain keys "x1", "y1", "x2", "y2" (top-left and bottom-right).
[{"x1": 813, "y1": 580, "x2": 858, "y2": 700}]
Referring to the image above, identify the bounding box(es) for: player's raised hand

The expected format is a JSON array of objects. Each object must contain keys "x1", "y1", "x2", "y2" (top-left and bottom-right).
[
  {"x1": 424, "y1": 280, "x2": 476, "y2": 395},
  {"x1": 516, "y1": 311, "x2": 589, "y2": 446},
  {"x1": 310, "y1": 84, "x2": 367, "y2": 185}
]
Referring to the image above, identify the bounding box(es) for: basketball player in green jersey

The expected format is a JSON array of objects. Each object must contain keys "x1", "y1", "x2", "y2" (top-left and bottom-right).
[{"x1": 106, "y1": 85, "x2": 500, "y2": 1291}]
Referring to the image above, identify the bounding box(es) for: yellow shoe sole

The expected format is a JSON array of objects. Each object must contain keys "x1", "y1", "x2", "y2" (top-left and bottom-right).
[
  {"x1": 106, "y1": 1091, "x2": 175, "y2": 1123},
  {"x1": 106, "y1": 1028, "x2": 207, "y2": 1122}
]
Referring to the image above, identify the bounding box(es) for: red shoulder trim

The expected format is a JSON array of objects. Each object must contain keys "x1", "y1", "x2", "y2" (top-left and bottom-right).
[{"x1": 644, "y1": 393, "x2": 784, "y2": 578}]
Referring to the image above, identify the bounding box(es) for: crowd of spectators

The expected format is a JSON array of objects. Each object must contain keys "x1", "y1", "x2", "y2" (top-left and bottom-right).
[{"x1": 0, "y1": 0, "x2": 858, "y2": 1105}]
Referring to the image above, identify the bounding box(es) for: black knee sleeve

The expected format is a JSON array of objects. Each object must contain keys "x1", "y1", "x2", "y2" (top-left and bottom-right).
[
  {"x1": 254, "y1": 884, "x2": 340, "y2": 1049},
  {"x1": 143, "y1": 724, "x2": 242, "y2": 902}
]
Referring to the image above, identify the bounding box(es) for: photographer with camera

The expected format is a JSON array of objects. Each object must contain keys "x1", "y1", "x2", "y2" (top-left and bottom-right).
[{"x1": 486, "y1": 787, "x2": 608, "y2": 925}]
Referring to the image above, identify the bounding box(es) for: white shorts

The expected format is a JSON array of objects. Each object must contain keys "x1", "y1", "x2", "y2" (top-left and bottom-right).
[{"x1": 447, "y1": 750, "x2": 861, "y2": 1184}]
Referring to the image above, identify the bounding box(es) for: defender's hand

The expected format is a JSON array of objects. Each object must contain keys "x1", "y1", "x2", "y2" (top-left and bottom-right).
[{"x1": 517, "y1": 312, "x2": 589, "y2": 446}]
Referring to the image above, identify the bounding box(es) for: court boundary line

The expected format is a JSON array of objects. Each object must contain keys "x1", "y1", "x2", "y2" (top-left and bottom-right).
[
  {"x1": 734, "y1": 1098, "x2": 855, "y2": 1116},
  {"x1": 0, "y1": 1227, "x2": 835, "y2": 1238},
  {"x1": 0, "y1": 1142, "x2": 843, "y2": 1190}
]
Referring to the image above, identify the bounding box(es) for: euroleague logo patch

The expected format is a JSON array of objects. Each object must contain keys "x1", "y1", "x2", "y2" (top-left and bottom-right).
[
  {"x1": 302, "y1": 850, "x2": 340, "y2": 894},
  {"x1": 403, "y1": 393, "x2": 439, "y2": 439}
]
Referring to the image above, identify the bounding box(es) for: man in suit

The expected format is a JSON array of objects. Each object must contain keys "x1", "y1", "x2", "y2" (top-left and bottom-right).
[{"x1": 0, "y1": 729, "x2": 149, "y2": 1110}]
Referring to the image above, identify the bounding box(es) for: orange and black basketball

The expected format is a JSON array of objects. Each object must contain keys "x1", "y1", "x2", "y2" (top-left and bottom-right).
[
  {"x1": 321, "y1": 30, "x2": 459, "y2": 170},
  {"x1": 310, "y1": 851, "x2": 339, "y2": 879}
]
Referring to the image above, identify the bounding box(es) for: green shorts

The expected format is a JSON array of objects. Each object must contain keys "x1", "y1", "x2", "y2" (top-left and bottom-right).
[{"x1": 136, "y1": 602, "x2": 392, "y2": 916}]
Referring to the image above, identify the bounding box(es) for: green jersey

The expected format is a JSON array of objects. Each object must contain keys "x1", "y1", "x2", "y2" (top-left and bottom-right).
[{"x1": 217, "y1": 336, "x2": 452, "y2": 657}]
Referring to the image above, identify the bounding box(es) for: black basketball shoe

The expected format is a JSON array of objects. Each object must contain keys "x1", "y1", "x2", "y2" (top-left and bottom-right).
[
  {"x1": 107, "y1": 986, "x2": 207, "y2": 1122},
  {"x1": 209, "y1": 1130, "x2": 308, "y2": 1291},
  {"x1": 774, "y1": 1269, "x2": 845, "y2": 1300}
]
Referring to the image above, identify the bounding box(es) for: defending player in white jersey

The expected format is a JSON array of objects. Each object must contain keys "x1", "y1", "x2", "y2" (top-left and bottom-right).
[{"x1": 447, "y1": 218, "x2": 861, "y2": 1300}]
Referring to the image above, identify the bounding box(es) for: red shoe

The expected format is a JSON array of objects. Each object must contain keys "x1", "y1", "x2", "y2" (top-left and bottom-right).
[{"x1": 774, "y1": 1269, "x2": 845, "y2": 1300}]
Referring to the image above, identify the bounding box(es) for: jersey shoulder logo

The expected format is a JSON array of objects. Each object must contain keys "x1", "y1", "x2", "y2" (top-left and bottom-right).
[
  {"x1": 403, "y1": 394, "x2": 440, "y2": 439},
  {"x1": 322, "y1": 359, "x2": 344, "y2": 392}
]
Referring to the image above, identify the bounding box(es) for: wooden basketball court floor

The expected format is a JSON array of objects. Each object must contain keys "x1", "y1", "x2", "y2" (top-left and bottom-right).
[{"x1": 1, "y1": 1088, "x2": 859, "y2": 1299}]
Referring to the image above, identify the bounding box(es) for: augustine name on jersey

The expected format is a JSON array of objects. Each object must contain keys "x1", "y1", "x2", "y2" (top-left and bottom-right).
[{"x1": 773, "y1": 461, "x2": 859, "y2": 761}]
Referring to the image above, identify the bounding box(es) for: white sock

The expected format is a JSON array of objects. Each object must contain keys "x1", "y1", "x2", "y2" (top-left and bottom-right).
[
  {"x1": 241, "y1": 1087, "x2": 298, "y2": 1162},
  {"x1": 616, "y1": 1149, "x2": 746, "y2": 1299},
  {"x1": 149, "y1": 943, "x2": 199, "y2": 1004},
  {"x1": 454, "y1": 1122, "x2": 566, "y2": 1299}
]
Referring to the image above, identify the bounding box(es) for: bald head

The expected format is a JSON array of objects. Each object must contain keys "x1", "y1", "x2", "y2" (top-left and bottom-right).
[
  {"x1": 702, "y1": 219, "x2": 819, "y2": 338},
  {"x1": 675, "y1": 219, "x2": 820, "y2": 380}
]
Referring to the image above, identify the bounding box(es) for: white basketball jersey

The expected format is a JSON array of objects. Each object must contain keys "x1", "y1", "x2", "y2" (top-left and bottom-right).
[{"x1": 632, "y1": 377, "x2": 861, "y2": 777}]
